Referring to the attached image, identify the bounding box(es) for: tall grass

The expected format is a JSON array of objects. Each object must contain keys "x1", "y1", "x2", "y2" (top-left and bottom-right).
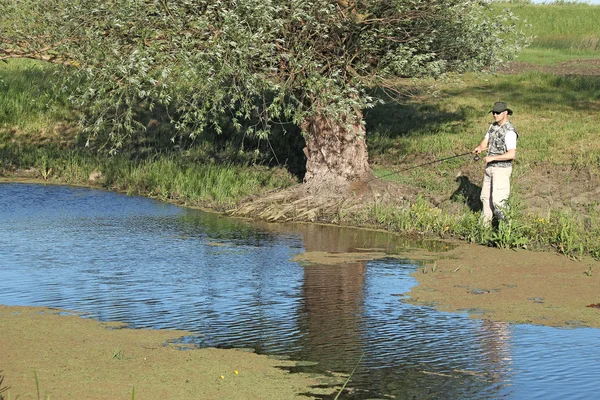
[
  {"x1": 111, "y1": 156, "x2": 297, "y2": 209},
  {"x1": 2, "y1": 4, "x2": 600, "y2": 258},
  {"x1": 511, "y1": 3, "x2": 600, "y2": 50},
  {"x1": 0, "y1": 60, "x2": 74, "y2": 132},
  {"x1": 0, "y1": 142, "x2": 298, "y2": 209},
  {"x1": 496, "y1": 2, "x2": 600, "y2": 62},
  {"x1": 350, "y1": 195, "x2": 600, "y2": 258}
]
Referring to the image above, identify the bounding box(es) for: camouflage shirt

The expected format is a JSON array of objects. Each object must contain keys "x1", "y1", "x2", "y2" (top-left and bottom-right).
[{"x1": 486, "y1": 121, "x2": 518, "y2": 168}]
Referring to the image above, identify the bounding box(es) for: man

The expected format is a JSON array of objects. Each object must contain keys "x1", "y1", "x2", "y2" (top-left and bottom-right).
[{"x1": 473, "y1": 101, "x2": 518, "y2": 224}]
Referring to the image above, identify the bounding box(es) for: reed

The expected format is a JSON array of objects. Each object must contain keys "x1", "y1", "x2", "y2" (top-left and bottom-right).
[
  {"x1": 346, "y1": 195, "x2": 600, "y2": 259},
  {"x1": 0, "y1": 371, "x2": 8, "y2": 400},
  {"x1": 33, "y1": 370, "x2": 50, "y2": 400},
  {"x1": 0, "y1": 141, "x2": 297, "y2": 209},
  {"x1": 334, "y1": 353, "x2": 364, "y2": 400}
]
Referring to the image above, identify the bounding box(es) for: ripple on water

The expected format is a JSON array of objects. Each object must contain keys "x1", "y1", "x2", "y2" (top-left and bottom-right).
[{"x1": 1, "y1": 183, "x2": 599, "y2": 400}]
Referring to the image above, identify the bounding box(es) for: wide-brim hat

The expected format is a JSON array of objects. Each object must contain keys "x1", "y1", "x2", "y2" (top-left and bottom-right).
[{"x1": 490, "y1": 101, "x2": 513, "y2": 115}]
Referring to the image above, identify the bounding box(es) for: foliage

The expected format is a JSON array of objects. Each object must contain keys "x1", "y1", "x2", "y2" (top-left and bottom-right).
[
  {"x1": 453, "y1": 210, "x2": 494, "y2": 245},
  {"x1": 357, "y1": 197, "x2": 600, "y2": 257},
  {"x1": 489, "y1": 198, "x2": 531, "y2": 249},
  {"x1": 1, "y1": 0, "x2": 528, "y2": 152},
  {"x1": 545, "y1": 212, "x2": 585, "y2": 258},
  {"x1": 2, "y1": 3, "x2": 599, "y2": 258}
]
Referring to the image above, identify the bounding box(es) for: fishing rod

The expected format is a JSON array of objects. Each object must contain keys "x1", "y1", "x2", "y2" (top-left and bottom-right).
[{"x1": 373, "y1": 151, "x2": 480, "y2": 181}]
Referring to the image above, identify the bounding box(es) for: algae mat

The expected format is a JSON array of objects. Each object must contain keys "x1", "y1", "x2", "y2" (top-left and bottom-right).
[
  {"x1": 407, "y1": 243, "x2": 600, "y2": 328},
  {"x1": 0, "y1": 305, "x2": 336, "y2": 400}
]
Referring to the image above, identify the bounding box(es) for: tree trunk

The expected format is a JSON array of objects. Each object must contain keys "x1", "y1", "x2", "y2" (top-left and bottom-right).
[{"x1": 301, "y1": 113, "x2": 372, "y2": 193}]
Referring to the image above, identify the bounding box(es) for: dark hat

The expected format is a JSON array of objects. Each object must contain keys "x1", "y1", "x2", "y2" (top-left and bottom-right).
[{"x1": 490, "y1": 101, "x2": 513, "y2": 115}]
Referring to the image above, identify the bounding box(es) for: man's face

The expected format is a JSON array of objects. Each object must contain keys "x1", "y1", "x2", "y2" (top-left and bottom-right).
[{"x1": 492, "y1": 110, "x2": 508, "y2": 124}]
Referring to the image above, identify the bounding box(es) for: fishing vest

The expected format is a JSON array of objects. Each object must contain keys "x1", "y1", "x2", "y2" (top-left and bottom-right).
[{"x1": 486, "y1": 121, "x2": 518, "y2": 168}]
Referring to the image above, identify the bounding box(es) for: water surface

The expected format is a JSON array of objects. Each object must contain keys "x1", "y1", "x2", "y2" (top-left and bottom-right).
[{"x1": 1, "y1": 183, "x2": 598, "y2": 399}]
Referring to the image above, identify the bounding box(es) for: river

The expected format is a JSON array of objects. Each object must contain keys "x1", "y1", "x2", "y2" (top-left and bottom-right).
[{"x1": 0, "y1": 182, "x2": 598, "y2": 399}]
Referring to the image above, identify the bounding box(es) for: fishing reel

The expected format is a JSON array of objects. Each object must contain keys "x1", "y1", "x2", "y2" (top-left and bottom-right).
[{"x1": 473, "y1": 154, "x2": 480, "y2": 161}]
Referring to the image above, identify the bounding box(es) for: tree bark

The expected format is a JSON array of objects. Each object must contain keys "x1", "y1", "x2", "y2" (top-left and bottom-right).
[{"x1": 301, "y1": 113, "x2": 372, "y2": 193}]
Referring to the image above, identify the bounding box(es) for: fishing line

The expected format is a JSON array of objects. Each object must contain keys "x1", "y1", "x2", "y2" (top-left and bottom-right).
[{"x1": 371, "y1": 151, "x2": 479, "y2": 182}]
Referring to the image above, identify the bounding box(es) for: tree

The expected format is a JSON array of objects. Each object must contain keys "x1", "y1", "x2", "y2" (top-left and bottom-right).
[{"x1": 1, "y1": 0, "x2": 527, "y2": 192}]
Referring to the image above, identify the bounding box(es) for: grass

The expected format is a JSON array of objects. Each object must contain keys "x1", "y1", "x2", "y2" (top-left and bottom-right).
[
  {"x1": 516, "y1": 47, "x2": 600, "y2": 65},
  {"x1": 367, "y1": 71, "x2": 600, "y2": 170},
  {"x1": 0, "y1": 371, "x2": 8, "y2": 400},
  {"x1": 345, "y1": 194, "x2": 600, "y2": 259},
  {"x1": 0, "y1": 140, "x2": 298, "y2": 210},
  {"x1": 2, "y1": 3, "x2": 600, "y2": 258},
  {"x1": 1, "y1": 370, "x2": 51, "y2": 400},
  {"x1": 499, "y1": 2, "x2": 600, "y2": 63},
  {"x1": 508, "y1": 2, "x2": 600, "y2": 49},
  {"x1": 112, "y1": 346, "x2": 124, "y2": 360},
  {"x1": 0, "y1": 59, "x2": 74, "y2": 133},
  {"x1": 33, "y1": 369, "x2": 50, "y2": 400}
]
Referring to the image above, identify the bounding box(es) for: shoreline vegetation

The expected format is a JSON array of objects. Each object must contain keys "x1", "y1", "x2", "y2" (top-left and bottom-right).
[
  {"x1": 2, "y1": 2, "x2": 600, "y2": 398},
  {"x1": 3, "y1": 4, "x2": 600, "y2": 260}
]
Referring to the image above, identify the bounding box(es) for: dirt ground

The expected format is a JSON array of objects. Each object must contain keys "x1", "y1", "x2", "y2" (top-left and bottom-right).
[{"x1": 0, "y1": 305, "x2": 338, "y2": 400}]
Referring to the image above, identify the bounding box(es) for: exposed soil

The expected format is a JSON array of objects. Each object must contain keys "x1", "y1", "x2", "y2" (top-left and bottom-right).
[
  {"x1": 442, "y1": 159, "x2": 600, "y2": 218},
  {"x1": 232, "y1": 177, "x2": 418, "y2": 222},
  {"x1": 517, "y1": 165, "x2": 600, "y2": 216}
]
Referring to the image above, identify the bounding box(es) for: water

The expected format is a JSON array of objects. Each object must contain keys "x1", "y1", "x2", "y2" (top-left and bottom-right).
[{"x1": 1, "y1": 183, "x2": 599, "y2": 399}]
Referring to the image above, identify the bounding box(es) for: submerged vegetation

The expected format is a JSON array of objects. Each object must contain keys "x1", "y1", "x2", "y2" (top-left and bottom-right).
[{"x1": 1, "y1": 2, "x2": 600, "y2": 258}]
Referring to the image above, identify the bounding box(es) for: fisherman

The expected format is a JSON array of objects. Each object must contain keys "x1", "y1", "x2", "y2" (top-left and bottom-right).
[{"x1": 473, "y1": 101, "x2": 518, "y2": 224}]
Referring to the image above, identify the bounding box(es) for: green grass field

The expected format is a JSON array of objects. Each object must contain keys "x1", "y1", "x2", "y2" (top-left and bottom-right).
[{"x1": 509, "y1": 2, "x2": 600, "y2": 52}]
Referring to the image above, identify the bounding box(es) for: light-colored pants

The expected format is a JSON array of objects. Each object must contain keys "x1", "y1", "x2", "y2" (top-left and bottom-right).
[{"x1": 480, "y1": 165, "x2": 512, "y2": 224}]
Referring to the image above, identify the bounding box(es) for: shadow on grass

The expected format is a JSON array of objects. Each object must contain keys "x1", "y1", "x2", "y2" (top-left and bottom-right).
[
  {"x1": 451, "y1": 175, "x2": 482, "y2": 212},
  {"x1": 365, "y1": 99, "x2": 478, "y2": 159},
  {"x1": 452, "y1": 72, "x2": 600, "y2": 113},
  {"x1": 364, "y1": 72, "x2": 600, "y2": 164}
]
